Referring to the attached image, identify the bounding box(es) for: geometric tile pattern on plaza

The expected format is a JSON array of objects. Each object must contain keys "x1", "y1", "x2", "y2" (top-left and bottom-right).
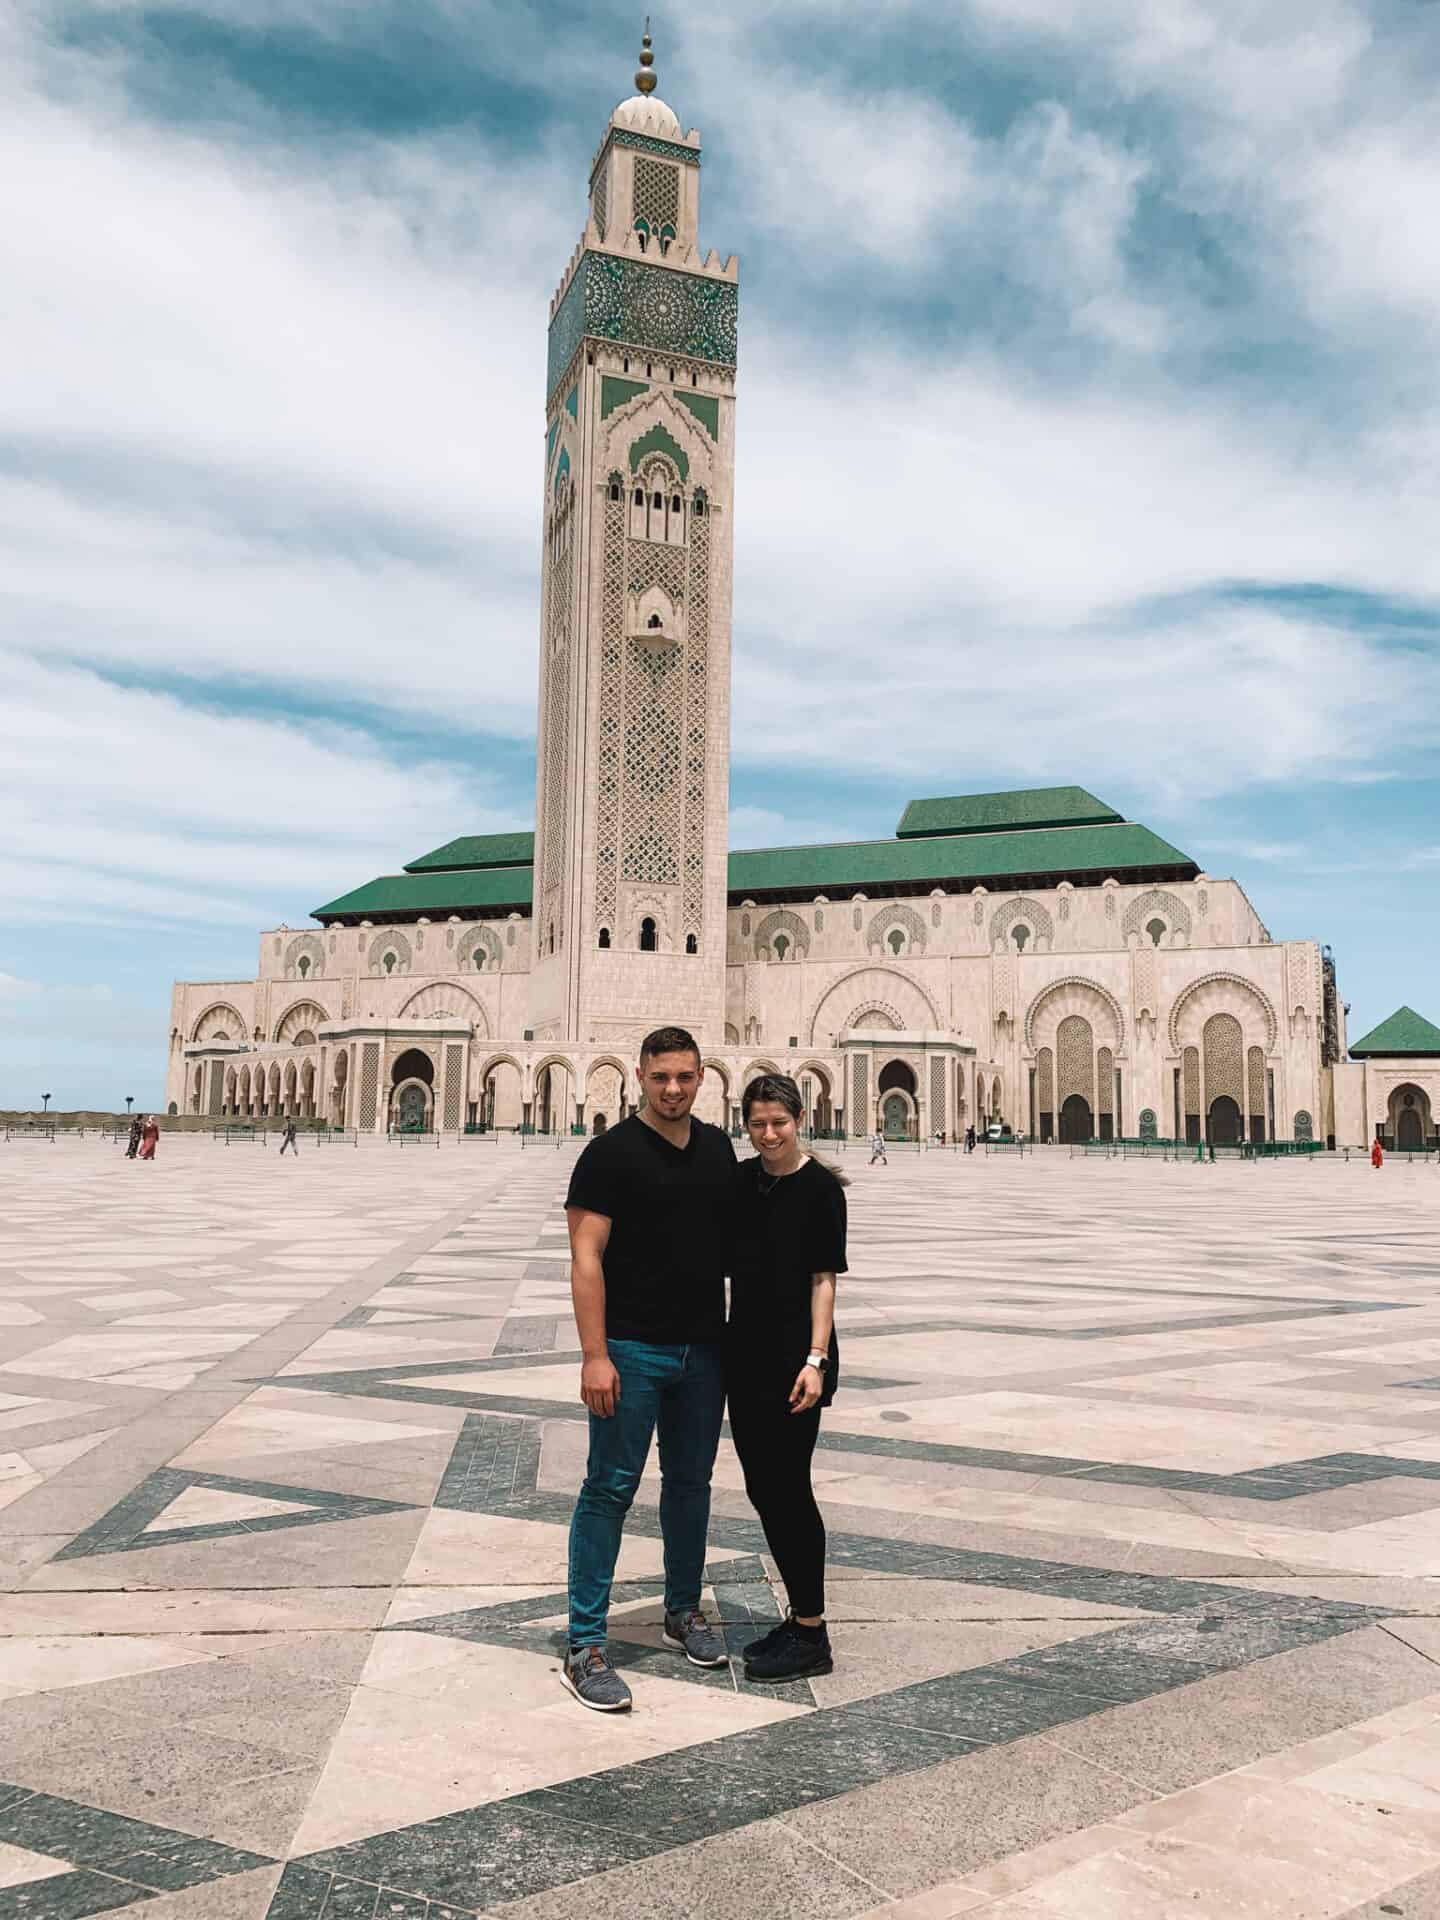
[{"x1": 3, "y1": 1138, "x2": 1440, "y2": 1920}]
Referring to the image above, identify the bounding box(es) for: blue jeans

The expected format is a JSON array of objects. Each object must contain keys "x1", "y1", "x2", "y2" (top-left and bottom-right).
[{"x1": 567, "y1": 1338, "x2": 725, "y2": 1648}]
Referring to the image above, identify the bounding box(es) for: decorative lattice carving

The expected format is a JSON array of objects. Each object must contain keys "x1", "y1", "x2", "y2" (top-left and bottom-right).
[
  {"x1": 595, "y1": 488, "x2": 626, "y2": 926},
  {"x1": 929, "y1": 1056, "x2": 945, "y2": 1131},
  {"x1": 1203, "y1": 1012, "x2": 1244, "y2": 1105},
  {"x1": 358, "y1": 1043, "x2": 380, "y2": 1130},
  {"x1": 619, "y1": 536, "x2": 688, "y2": 889},
  {"x1": 1183, "y1": 1047, "x2": 1201, "y2": 1117},
  {"x1": 754, "y1": 909, "x2": 810, "y2": 961},
  {"x1": 464, "y1": 927, "x2": 501, "y2": 972},
  {"x1": 683, "y1": 501, "x2": 710, "y2": 938},
  {"x1": 1038, "y1": 1047, "x2": 1054, "y2": 1116},
  {"x1": 274, "y1": 1000, "x2": 328, "y2": 1045},
  {"x1": 866, "y1": 903, "x2": 927, "y2": 956},
  {"x1": 991, "y1": 897, "x2": 1054, "y2": 950},
  {"x1": 367, "y1": 930, "x2": 413, "y2": 976},
  {"x1": 808, "y1": 965, "x2": 941, "y2": 1045},
  {"x1": 443, "y1": 1045, "x2": 462, "y2": 1130},
  {"x1": 1023, "y1": 977, "x2": 1125, "y2": 1055},
  {"x1": 283, "y1": 934, "x2": 324, "y2": 980},
  {"x1": 1057, "y1": 1015, "x2": 1094, "y2": 1107},
  {"x1": 632, "y1": 157, "x2": 679, "y2": 234},
  {"x1": 1122, "y1": 888, "x2": 1192, "y2": 943},
  {"x1": 1169, "y1": 973, "x2": 1279, "y2": 1053},
  {"x1": 592, "y1": 162, "x2": 608, "y2": 238},
  {"x1": 850, "y1": 1055, "x2": 870, "y2": 1137},
  {"x1": 1097, "y1": 1046, "x2": 1114, "y2": 1115},
  {"x1": 538, "y1": 478, "x2": 574, "y2": 952},
  {"x1": 396, "y1": 984, "x2": 489, "y2": 1034},
  {"x1": 191, "y1": 1003, "x2": 246, "y2": 1044},
  {"x1": 1294, "y1": 1109, "x2": 1314, "y2": 1142},
  {"x1": 1248, "y1": 1046, "x2": 1266, "y2": 1119},
  {"x1": 931, "y1": 902, "x2": 942, "y2": 928}
]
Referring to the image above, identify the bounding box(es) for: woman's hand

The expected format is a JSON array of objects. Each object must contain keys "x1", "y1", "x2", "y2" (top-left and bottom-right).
[{"x1": 788, "y1": 1364, "x2": 823, "y2": 1413}]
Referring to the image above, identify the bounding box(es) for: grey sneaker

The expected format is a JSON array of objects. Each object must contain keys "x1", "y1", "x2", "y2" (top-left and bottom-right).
[
  {"x1": 561, "y1": 1644, "x2": 632, "y2": 1712},
  {"x1": 663, "y1": 1607, "x2": 728, "y2": 1668}
]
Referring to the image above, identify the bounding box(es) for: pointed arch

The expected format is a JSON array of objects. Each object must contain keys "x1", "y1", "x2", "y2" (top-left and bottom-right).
[
  {"x1": 191, "y1": 1002, "x2": 246, "y2": 1044},
  {"x1": 807, "y1": 965, "x2": 941, "y2": 1046},
  {"x1": 273, "y1": 999, "x2": 329, "y2": 1045}
]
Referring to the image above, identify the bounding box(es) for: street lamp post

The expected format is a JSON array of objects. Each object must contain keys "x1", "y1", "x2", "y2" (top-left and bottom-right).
[
  {"x1": 41, "y1": 1093, "x2": 51, "y2": 1116},
  {"x1": 125, "y1": 1096, "x2": 134, "y2": 1115}
]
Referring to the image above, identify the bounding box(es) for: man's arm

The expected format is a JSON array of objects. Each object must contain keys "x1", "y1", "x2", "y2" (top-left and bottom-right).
[{"x1": 567, "y1": 1206, "x2": 620, "y2": 1418}]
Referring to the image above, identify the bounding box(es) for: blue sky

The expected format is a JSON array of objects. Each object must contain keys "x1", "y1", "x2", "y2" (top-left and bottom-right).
[{"x1": 3, "y1": 0, "x2": 1439, "y2": 1107}]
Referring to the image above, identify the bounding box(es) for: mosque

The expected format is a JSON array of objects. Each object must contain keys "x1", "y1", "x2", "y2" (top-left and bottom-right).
[{"x1": 165, "y1": 37, "x2": 1439, "y2": 1154}]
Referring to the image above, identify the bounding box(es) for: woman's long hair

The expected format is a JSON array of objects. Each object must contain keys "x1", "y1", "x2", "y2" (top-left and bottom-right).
[{"x1": 741, "y1": 1073, "x2": 850, "y2": 1187}]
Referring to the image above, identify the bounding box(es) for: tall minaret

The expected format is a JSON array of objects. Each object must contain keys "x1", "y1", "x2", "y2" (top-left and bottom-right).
[{"x1": 529, "y1": 29, "x2": 738, "y2": 1050}]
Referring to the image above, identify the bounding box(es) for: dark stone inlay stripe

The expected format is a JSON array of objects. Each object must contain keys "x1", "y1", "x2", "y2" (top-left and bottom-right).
[
  {"x1": 434, "y1": 1414, "x2": 541, "y2": 1511},
  {"x1": 493, "y1": 1316, "x2": 563, "y2": 1355},
  {"x1": 0, "y1": 1784, "x2": 272, "y2": 1920},
  {"x1": 52, "y1": 1470, "x2": 417, "y2": 1562}
]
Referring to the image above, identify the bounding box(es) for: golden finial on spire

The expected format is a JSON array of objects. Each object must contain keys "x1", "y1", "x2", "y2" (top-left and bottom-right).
[{"x1": 635, "y1": 18, "x2": 657, "y2": 94}]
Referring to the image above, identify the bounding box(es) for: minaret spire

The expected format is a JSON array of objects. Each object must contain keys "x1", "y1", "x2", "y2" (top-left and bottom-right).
[{"x1": 635, "y1": 20, "x2": 657, "y2": 94}]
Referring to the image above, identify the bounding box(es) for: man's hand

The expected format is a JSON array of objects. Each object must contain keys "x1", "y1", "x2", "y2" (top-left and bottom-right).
[{"x1": 581, "y1": 1353, "x2": 621, "y2": 1418}]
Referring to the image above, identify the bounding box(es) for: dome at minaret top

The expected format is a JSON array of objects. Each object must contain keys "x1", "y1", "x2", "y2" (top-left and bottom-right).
[{"x1": 612, "y1": 24, "x2": 681, "y2": 137}]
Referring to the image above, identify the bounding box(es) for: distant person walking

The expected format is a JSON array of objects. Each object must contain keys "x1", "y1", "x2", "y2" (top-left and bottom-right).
[
  {"x1": 964, "y1": 1125, "x2": 976, "y2": 1154},
  {"x1": 125, "y1": 1115, "x2": 142, "y2": 1159},
  {"x1": 279, "y1": 1120, "x2": 299, "y2": 1156},
  {"x1": 137, "y1": 1116, "x2": 159, "y2": 1162},
  {"x1": 869, "y1": 1130, "x2": 887, "y2": 1166},
  {"x1": 1371, "y1": 1138, "x2": 1385, "y2": 1170}
]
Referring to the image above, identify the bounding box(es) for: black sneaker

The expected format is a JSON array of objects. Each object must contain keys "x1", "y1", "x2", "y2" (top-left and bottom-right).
[
  {"x1": 744, "y1": 1620, "x2": 833, "y2": 1682},
  {"x1": 742, "y1": 1619, "x2": 788, "y2": 1661}
]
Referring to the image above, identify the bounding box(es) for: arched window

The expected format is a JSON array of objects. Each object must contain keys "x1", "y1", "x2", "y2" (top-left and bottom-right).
[
  {"x1": 647, "y1": 612, "x2": 663, "y2": 630},
  {"x1": 598, "y1": 927, "x2": 611, "y2": 950},
  {"x1": 383, "y1": 951, "x2": 397, "y2": 975},
  {"x1": 774, "y1": 933, "x2": 790, "y2": 962},
  {"x1": 1011, "y1": 924, "x2": 1030, "y2": 952},
  {"x1": 608, "y1": 479, "x2": 621, "y2": 502},
  {"x1": 652, "y1": 491, "x2": 663, "y2": 510},
  {"x1": 887, "y1": 928, "x2": 905, "y2": 955},
  {"x1": 472, "y1": 948, "x2": 486, "y2": 970},
  {"x1": 685, "y1": 933, "x2": 697, "y2": 954},
  {"x1": 1146, "y1": 917, "x2": 1166, "y2": 947},
  {"x1": 634, "y1": 218, "x2": 649, "y2": 252},
  {"x1": 633, "y1": 487, "x2": 644, "y2": 507},
  {"x1": 639, "y1": 917, "x2": 657, "y2": 952},
  {"x1": 671, "y1": 495, "x2": 682, "y2": 513},
  {"x1": 297, "y1": 955, "x2": 311, "y2": 978}
]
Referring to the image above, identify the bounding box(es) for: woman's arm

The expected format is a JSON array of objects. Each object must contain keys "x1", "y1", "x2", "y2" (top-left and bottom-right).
[{"x1": 790, "y1": 1270, "x2": 837, "y2": 1413}]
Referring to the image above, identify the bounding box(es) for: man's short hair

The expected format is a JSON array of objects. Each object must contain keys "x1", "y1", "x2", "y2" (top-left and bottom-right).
[{"x1": 639, "y1": 1025, "x2": 701, "y2": 1066}]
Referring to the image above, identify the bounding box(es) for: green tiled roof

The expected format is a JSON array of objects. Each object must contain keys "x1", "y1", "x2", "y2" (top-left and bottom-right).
[
  {"x1": 728, "y1": 821, "x2": 1195, "y2": 898},
  {"x1": 404, "y1": 832, "x2": 536, "y2": 874},
  {"x1": 312, "y1": 867, "x2": 533, "y2": 923},
  {"x1": 1349, "y1": 1006, "x2": 1440, "y2": 1058},
  {"x1": 896, "y1": 787, "x2": 1122, "y2": 839}
]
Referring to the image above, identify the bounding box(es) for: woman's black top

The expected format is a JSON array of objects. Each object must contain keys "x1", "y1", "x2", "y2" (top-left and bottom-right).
[{"x1": 727, "y1": 1156, "x2": 848, "y2": 1406}]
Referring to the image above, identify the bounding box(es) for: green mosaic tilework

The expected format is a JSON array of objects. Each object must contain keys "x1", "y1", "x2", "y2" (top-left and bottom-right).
[
  {"x1": 549, "y1": 253, "x2": 738, "y2": 398},
  {"x1": 590, "y1": 127, "x2": 701, "y2": 185},
  {"x1": 545, "y1": 420, "x2": 558, "y2": 467},
  {"x1": 627, "y1": 421, "x2": 689, "y2": 481},
  {"x1": 677, "y1": 389, "x2": 720, "y2": 437},
  {"x1": 600, "y1": 375, "x2": 650, "y2": 418},
  {"x1": 565, "y1": 384, "x2": 578, "y2": 419}
]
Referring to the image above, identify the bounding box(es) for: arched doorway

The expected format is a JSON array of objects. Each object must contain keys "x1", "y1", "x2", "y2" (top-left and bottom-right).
[
  {"x1": 1390, "y1": 1083, "x2": 1432, "y2": 1151},
  {"x1": 390, "y1": 1048, "x2": 434, "y2": 1132},
  {"x1": 878, "y1": 1060, "x2": 916, "y2": 1140},
  {"x1": 1208, "y1": 1095, "x2": 1242, "y2": 1145},
  {"x1": 1059, "y1": 1094, "x2": 1093, "y2": 1144}
]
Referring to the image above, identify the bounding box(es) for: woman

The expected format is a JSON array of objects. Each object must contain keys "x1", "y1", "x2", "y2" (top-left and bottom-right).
[
  {"x1": 727, "y1": 1073, "x2": 848, "y2": 1683},
  {"x1": 138, "y1": 1115, "x2": 159, "y2": 1162}
]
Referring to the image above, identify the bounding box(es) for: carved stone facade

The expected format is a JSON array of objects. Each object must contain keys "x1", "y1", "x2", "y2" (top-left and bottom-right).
[{"x1": 164, "y1": 44, "x2": 1368, "y2": 1148}]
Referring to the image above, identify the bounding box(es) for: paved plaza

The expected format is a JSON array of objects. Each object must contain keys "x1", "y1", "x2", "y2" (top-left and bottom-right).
[{"x1": 1, "y1": 1138, "x2": 1439, "y2": 1919}]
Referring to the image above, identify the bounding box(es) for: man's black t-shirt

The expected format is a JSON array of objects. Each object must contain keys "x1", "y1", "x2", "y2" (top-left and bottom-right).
[
  {"x1": 727, "y1": 1156, "x2": 848, "y2": 1405},
  {"x1": 565, "y1": 1114, "x2": 736, "y2": 1344}
]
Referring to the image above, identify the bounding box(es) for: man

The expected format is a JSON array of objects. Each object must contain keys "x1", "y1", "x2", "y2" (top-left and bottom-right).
[
  {"x1": 279, "y1": 1119, "x2": 299, "y2": 1156},
  {"x1": 869, "y1": 1129, "x2": 887, "y2": 1166},
  {"x1": 561, "y1": 1025, "x2": 735, "y2": 1711}
]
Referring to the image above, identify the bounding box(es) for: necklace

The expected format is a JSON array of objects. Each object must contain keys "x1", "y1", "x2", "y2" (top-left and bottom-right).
[{"x1": 756, "y1": 1153, "x2": 806, "y2": 1194}]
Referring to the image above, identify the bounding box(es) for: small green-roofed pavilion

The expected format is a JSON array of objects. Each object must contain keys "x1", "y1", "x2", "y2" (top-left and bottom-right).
[
  {"x1": 1349, "y1": 1006, "x2": 1440, "y2": 1058},
  {"x1": 896, "y1": 786, "x2": 1122, "y2": 839},
  {"x1": 404, "y1": 831, "x2": 536, "y2": 874}
]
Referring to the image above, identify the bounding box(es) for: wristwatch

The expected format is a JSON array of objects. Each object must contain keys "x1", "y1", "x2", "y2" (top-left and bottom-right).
[{"x1": 806, "y1": 1351, "x2": 830, "y2": 1373}]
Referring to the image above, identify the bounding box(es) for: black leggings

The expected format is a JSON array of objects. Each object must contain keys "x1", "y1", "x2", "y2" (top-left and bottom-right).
[{"x1": 727, "y1": 1387, "x2": 826, "y2": 1618}]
